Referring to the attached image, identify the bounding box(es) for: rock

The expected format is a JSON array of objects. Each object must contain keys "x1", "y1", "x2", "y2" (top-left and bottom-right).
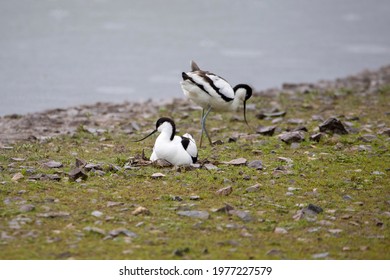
[
  {"x1": 358, "y1": 134, "x2": 377, "y2": 142},
  {"x1": 11, "y1": 157, "x2": 25, "y2": 162},
  {"x1": 246, "y1": 183, "x2": 261, "y2": 193},
  {"x1": 278, "y1": 157, "x2": 293, "y2": 164},
  {"x1": 173, "y1": 247, "x2": 190, "y2": 257},
  {"x1": 274, "y1": 227, "x2": 288, "y2": 234},
  {"x1": 319, "y1": 118, "x2": 349, "y2": 134},
  {"x1": 203, "y1": 163, "x2": 219, "y2": 170},
  {"x1": 84, "y1": 163, "x2": 103, "y2": 171},
  {"x1": 222, "y1": 158, "x2": 247, "y2": 165},
  {"x1": 247, "y1": 160, "x2": 263, "y2": 170},
  {"x1": 310, "y1": 133, "x2": 323, "y2": 142},
  {"x1": 214, "y1": 204, "x2": 234, "y2": 213},
  {"x1": 328, "y1": 229, "x2": 343, "y2": 234},
  {"x1": 11, "y1": 172, "x2": 24, "y2": 182},
  {"x1": 84, "y1": 226, "x2": 106, "y2": 236},
  {"x1": 307, "y1": 204, "x2": 323, "y2": 214},
  {"x1": 91, "y1": 210, "x2": 103, "y2": 217},
  {"x1": 378, "y1": 127, "x2": 390, "y2": 136},
  {"x1": 153, "y1": 159, "x2": 172, "y2": 167},
  {"x1": 75, "y1": 158, "x2": 87, "y2": 168},
  {"x1": 132, "y1": 206, "x2": 151, "y2": 216},
  {"x1": 151, "y1": 172, "x2": 166, "y2": 178},
  {"x1": 189, "y1": 195, "x2": 200, "y2": 200},
  {"x1": 106, "y1": 201, "x2": 124, "y2": 207},
  {"x1": 109, "y1": 228, "x2": 138, "y2": 238},
  {"x1": 312, "y1": 252, "x2": 329, "y2": 259},
  {"x1": 216, "y1": 186, "x2": 233, "y2": 196},
  {"x1": 256, "y1": 125, "x2": 277, "y2": 136},
  {"x1": 229, "y1": 210, "x2": 253, "y2": 222},
  {"x1": 177, "y1": 210, "x2": 209, "y2": 220},
  {"x1": 43, "y1": 160, "x2": 63, "y2": 168},
  {"x1": 278, "y1": 131, "x2": 305, "y2": 144},
  {"x1": 68, "y1": 168, "x2": 88, "y2": 181},
  {"x1": 19, "y1": 204, "x2": 35, "y2": 212},
  {"x1": 37, "y1": 211, "x2": 70, "y2": 218}
]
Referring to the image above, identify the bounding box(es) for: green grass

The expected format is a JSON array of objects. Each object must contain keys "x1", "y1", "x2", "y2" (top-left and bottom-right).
[{"x1": 0, "y1": 86, "x2": 389, "y2": 260}]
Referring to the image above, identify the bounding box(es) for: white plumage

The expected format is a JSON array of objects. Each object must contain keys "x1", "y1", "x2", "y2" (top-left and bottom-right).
[
  {"x1": 135, "y1": 117, "x2": 197, "y2": 166},
  {"x1": 180, "y1": 60, "x2": 252, "y2": 146}
]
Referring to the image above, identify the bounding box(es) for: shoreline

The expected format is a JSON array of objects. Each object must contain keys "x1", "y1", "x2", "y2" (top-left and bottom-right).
[{"x1": 1, "y1": 64, "x2": 389, "y2": 145}]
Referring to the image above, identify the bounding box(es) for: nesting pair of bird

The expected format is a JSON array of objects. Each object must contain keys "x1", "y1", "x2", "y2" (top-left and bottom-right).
[{"x1": 134, "y1": 61, "x2": 253, "y2": 166}]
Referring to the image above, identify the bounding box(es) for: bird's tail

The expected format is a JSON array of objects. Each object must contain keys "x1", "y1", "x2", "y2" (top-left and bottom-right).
[{"x1": 190, "y1": 60, "x2": 200, "y2": 71}]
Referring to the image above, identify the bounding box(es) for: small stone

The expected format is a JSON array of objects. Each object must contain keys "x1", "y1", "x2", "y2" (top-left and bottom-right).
[
  {"x1": 216, "y1": 186, "x2": 233, "y2": 196},
  {"x1": 173, "y1": 247, "x2": 190, "y2": 257},
  {"x1": 246, "y1": 183, "x2": 261, "y2": 193},
  {"x1": 256, "y1": 111, "x2": 286, "y2": 119},
  {"x1": 43, "y1": 160, "x2": 63, "y2": 168},
  {"x1": 75, "y1": 158, "x2": 87, "y2": 168},
  {"x1": 229, "y1": 210, "x2": 253, "y2": 222},
  {"x1": 310, "y1": 133, "x2": 323, "y2": 142},
  {"x1": 222, "y1": 158, "x2": 247, "y2": 165},
  {"x1": 278, "y1": 131, "x2": 305, "y2": 144},
  {"x1": 177, "y1": 210, "x2": 209, "y2": 220},
  {"x1": 107, "y1": 201, "x2": 124, "y2": 207},
  {"x1": 189, "y1": 195, "x2": 200, "y2": 200},
  {"x1": 328, "y1": 229, "x2": 343, "y2": 234},
  {"x1": 247, "y1": 160, "x2": 263, "y2": 170},
  {"x1": 312, "y1": 252, "x2": 329, "y2": 259},
  {"x1": 11, "y1": 172, "x2": 24, "y2": 182},
  {"x1": 203, "y1": 163, "x2": 219, "y2": 170},
  {"x1": 37, "y1": 211, "x2": 70, "y2": 218},
  {"x1": 214, "y1": 204, "x2": 234, "y2": 213},
  {"x1": 19, "y1": 204, "x2": 35, "y2": 212},
  {"x1": 151, "y1": 172, "x2": 165, "y2": 178},
  {"x1": 132, "y1": 206, "x2": 151, "y2": 216},
  {"x1": 319, "y1": 118, "x2": 349, "y2": 134},
  {"x1": 109, "y1": 228, "x2": 138, "y2": 238},
  {"x1": 278, "y1": 157, "x2": 293, "y2": 164},
  {"x1": 11, "y1": 157, "x2": 25, "y2": 162},
  {"x1": 256, "y1": 125, "x2": 277, "y2": 136},
  {"x1": 274, "y1": 227, "x2": 288, "y2": 234},
  {"x1": 83, "y1": 226, "x2": 106, "y2": 236},
  {"x1": 91, "y1": 210, "x2": 103, "y2": 217},
  {"x1": 85, "y1": 163, "x2": 103, "y2": 171},
  {"x1": 307, "y1": 204, "x2": 323, "y2": 214},
  {"x1": 153, "y1": 159, "x2": 172, "y2": 167},
  {"x1": 68, "y1": 168, "x2": 88, "y2": 181}
]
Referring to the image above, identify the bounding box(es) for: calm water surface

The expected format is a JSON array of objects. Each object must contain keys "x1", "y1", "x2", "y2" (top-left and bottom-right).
[{"x1": 1, "y1": 0, "x2": 390, "y2": 115}]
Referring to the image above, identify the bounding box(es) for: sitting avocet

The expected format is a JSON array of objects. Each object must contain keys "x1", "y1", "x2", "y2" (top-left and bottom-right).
[
  {"x1": 180, "y1": 60, "x2": 253, "y2": 147},
  {"x1": 134, "y1": 117, "x2": 197, "y2": 166}
]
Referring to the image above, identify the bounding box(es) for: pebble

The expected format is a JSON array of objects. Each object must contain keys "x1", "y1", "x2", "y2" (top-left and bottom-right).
[
  {"x1": 84, "y1": 226, "x2": 106, "y2": 236},
  {"x1": 319, "y1": 118, "x2": 349, "y2": 134},
  {"x1": 256, "y1": 125, "x2": 277, "y2": 136},
  {"x1": 222, "y1": 158, "x2": 247, "y2": 165},
  {"x1": 151, "y1": 172, "x2": 165, "y2": 178},
  {"x1": 246, "y1": 184, "x2": 261, "y2": 193},
  {"x1": 278, "y1": 131, "x2": 305, "y2": 144},
  {"x1": 312, "y1": 252, "x2": 329, "y2": 259},
  {"x1": 247, "y1": 160, "x2": 263, "y2": 170},
  {"x1": 274, "y1": 227, "x2": 288, "y2": 234},
  {"x1": 11, "y1": 172, "x2": 24, "y2": 182},
  {"x1": 177, "y1": 210, "x2": 209, "y2": 220},
  {"x1": 216, "y1": 186, "x2": 233, "y2": 196},
  {"x1": 203, "y1": 163, "x2": 219, "y2": 170},
  {"x1": 68, "y1": 168, "x2": 88, "y2": 181},
  {"x1": 132, "y1": 206, "x2": 151, "y2": 216},
  {"x1": 229, "y1": 210, "x2": 253, "y2": 222},
  {"x1": 19, "y1": 204, "x2": 35, "y2": 212},
  {"x1": 91, "y1": 210, "x2": 103, "y2": 218},
  {"x1": 108, "y1": 228, "x2": 138, "y2": 238},
  {"x1": 43, "y1": 160, "x2": 63, "y2": 168}
]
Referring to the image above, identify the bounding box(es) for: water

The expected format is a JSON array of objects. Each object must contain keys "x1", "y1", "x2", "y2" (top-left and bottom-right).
[{"x1": 1, "y1": 0, "x2": 390, "y2": 116}]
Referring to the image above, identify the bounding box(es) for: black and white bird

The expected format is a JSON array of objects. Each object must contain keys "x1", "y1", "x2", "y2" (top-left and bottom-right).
[
  {"x1": 134, "y1": 117, "x2": 198, "y2": 166},
  {"x1": 180, "y1": 60, "x2": 252, "y2": 147}
]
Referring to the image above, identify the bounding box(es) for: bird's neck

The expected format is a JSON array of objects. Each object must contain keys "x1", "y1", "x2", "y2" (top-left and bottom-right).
[{"x1": 160, "y1": 128, "x2": 174, "y2": 141}]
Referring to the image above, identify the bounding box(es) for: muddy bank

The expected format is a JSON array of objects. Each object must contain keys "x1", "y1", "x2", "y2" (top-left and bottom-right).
[{"x1": 1, "y1": 65, "x2": 389, "y2": 145}]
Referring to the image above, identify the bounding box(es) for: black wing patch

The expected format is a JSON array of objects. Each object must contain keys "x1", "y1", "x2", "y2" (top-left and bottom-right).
[{"x1": 181, "y1": 136, "x2": 190, "y2": 150}]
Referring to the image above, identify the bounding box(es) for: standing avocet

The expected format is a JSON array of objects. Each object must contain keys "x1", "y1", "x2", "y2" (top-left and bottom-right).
[
  {"x1": 134, "y1": 117, "x2": 197, "y2": 166},
  {"x1": 180, "y1": 60, "x2": 253, "y2": 147}
]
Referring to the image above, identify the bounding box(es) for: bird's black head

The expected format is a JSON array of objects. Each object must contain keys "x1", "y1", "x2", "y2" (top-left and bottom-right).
[
  {"x1": 234, "y1": 84, "x2": 252, "y2": 101},
  {"x1": 156, "y1": 117, "x2": 176, "y2": 141}
]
